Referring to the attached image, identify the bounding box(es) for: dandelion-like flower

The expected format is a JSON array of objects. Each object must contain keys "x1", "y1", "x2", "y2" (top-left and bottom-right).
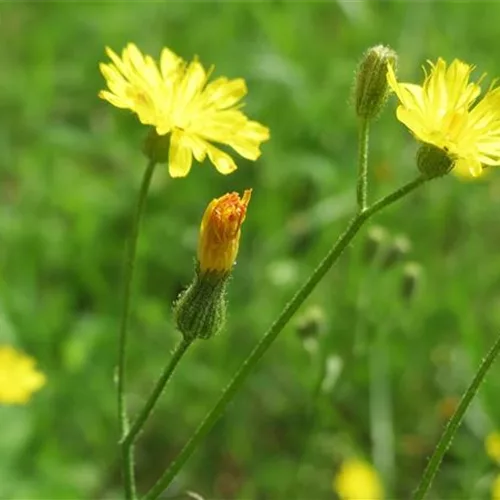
[
  {"x1": 0, "y1": 345, "x2": 46, "y2": 404},
  {"x1": 387, "y1": 58, "x2": 500, "y2": 178},
  {"x1": 198, "y1": 189, "x2": 251, "y2": 273},
  {"x1": 333, "y1": 459, "x2": 384, "y2": 500},
  {"x1": 486, "y1": 431, "x2": 500, "y2": 464},
  {"x1": 99, "y1": 44, "x2": 270, "y2": 177}
]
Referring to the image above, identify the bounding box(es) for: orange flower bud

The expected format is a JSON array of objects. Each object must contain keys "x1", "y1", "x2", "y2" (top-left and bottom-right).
[{"x1": 198, "y1": 189, "x2": 252, "y2": 273}]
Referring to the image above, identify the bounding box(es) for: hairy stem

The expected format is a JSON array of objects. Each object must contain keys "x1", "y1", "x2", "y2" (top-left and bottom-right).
[
  {"x1": 356, "y1": 118, "x2": 370, "y2": 211},
  {"x1": 123, "y1": 338, "x2": 193, "y2": 449},
  {"x1": 413, "y1": 332, "x2": 500, "y2": 499}
]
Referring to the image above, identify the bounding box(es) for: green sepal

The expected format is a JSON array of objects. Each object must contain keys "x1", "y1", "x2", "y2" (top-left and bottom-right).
[
  {"x1": 173, "y1": 265, "x2": 230, "y2": 341},
  {"x1": 142, "y1": 128, "x2": 170, "y2": 164},
  {"x1": 417, "y1": 143, "x2": 454, "y2": 179}
]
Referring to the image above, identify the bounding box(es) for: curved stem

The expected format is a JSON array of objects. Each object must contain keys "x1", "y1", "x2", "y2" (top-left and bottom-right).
[
  {"x1": 123, "y1": 338, "x2": 193, "y2": 449},
  {"x1": 118, "y1": 159, "x2": 157, "y2": 500},
  {"x1": 143, "y1": 175, "x2": 426, "y2": 500},
  {"x1": 357, "y1": 118, "x2": 370, "y2": 211},
  {"x1": 413, "y1": 332, "x2": 500, "y2": 500}
]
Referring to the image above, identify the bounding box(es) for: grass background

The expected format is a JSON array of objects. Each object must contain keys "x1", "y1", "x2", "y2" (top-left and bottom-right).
[{"x1": 2, "y1": 1, "x2": 500, "y2": 498}]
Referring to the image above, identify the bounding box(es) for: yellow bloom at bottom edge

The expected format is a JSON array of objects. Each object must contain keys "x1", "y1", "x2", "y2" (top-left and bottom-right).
[
  {"x1": 0, "y1": 345, "x2": 46, "y2": 404},
  {"x1": 486, "y1": 431, "x2": 500, "y2": 464},
  {"x1": 492, "y1": 474, "x2": 500, "y2": 500},
  {"x1": 333, "y1": 459, "x2": 384, "y2": 500}
]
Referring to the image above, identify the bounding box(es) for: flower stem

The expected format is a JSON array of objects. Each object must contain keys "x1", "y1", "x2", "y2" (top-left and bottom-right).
[
  {"x1": 413, "y1": 331, "x2": 500, "y2": 500},
  {"x1": 118, "y1": 159, "x2": 156, "y2": 500},
  {"x1": 357, "y1": 118, "x2": 370, "y2": 211},
  {"x1": 142, "y1": 175, "x2": 426, "y2": 500},
  {"x1": 122, "y1": 338, "x2": 193, "y2": 449}
]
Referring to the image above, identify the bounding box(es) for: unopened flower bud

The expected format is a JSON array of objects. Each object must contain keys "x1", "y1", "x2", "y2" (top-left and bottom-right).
[
  {"x1": 143, "y1": 129, "x2": 170, "y2": 163},
  {"x1": 417, "y1": 143, "x2": 453, "y2": 179},
  {"x1": 198, "y1": 190, "x2": 252, "y2": 274},
  {"x1": 173, "y1": 190, "x2": 251, "y2": 341},
  {"x1": 355, "y1": 45, "x2": 397, "y2": 120},
  {"x1": 381, "y1": 235, "x2": 411, "y2": 269},
  {"x1": 400, "y1": 261, "x2": 423, "y2": 303}
]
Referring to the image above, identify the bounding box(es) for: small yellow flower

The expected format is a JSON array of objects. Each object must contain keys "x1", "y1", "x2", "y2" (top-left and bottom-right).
[
  {"x1": 486, "y1": 431, "x2": 500, "y2": 464},
  {"x1": 387, "y1": 58, "x2": 500, "y2": 178},
  {"x1": 333, "y1": 459, "x2": 384, "y2": 500},
  {"x1": 198, "y1": 189, "x2": 251, "y2": 273},
  {"x1": 0, "y1": 345, "x2": 45, "y2": 404},
  {"x1": 99, "y1": 44, "x2": 270, "y2": 177},
  {"x1": 492, "y1": 474, "x2": 500, "y2": 500}
]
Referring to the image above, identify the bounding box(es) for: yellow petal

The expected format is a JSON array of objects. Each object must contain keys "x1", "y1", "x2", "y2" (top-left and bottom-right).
[
  {"x1": 244, "y1": 120, "x2": 270, "y2": 141},
  {"x1": 99, "y1": 63, "x2": 126, "y2": 86},
  {"x1": 98, "y1": 90, "x2": 130, "y2": 109},
  {"x1": 183, "y1": 134, "x2": 208, "y2": 162},
  {"x1": 206, "y1": 144, "x2": 237, "y2": 174},
  {"x1": 203, "y1": 77, "x2": 247, "y2": 109},
  {"x1": 453, "y1": 157, "x2": 482, "y2": 178},
  {"x1": 176, "y1": 60, "x2": 208, "y2": 112},
  {"x1": 144, "y1": 55, "x2": 163, "y2": 87},
  {"x1": 105, "y1": 46, "x2": 129, "y2": 77},
  {"x1": 229, "y1": 121, "x2": 270, "y2": 160},
  {"x1": 125, "y1": 43, "x2": 146, "y2": 73},
  {"x1": 444, "y1": 59, "x2": 480, "y2": 109},
  {"x1": 160, "y1": 47, "x2": 182, "y2": 79},
  {"x1": 191, "y1": 109, "x2": 248, "y2": 143},
  {"x1": 169, "y1": 130, "x2": 193, "y2": 178},
  {"x1": 396, "y1": 107, "x2": 429, "y2": 142}
]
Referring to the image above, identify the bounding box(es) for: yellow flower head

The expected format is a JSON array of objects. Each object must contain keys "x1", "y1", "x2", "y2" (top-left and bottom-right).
[
  {"x1": 198, "y1": 189, "x2": 251, "y2": 274},
  {"x1": 333, "y1": 459, "x2": 384, "y2": 500},
  {"x1": 0, "y1": 345, "x2": 46, "y2": 404},
  {"x1": 387, "y1": 58, "x2": 500, "y2": 178},
  {"x1": 99, "y1": 44, "x2": 270, "y2": 177},
  {"x1": 486, "y1": 431, "x2": 500, "y2": 464}
]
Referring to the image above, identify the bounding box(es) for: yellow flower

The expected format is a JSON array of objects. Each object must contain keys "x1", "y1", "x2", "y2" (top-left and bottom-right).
[
  {"x1": 493, "y1": 474, "x2": 500, "y2": 500},
  {"x1": 198, "y1": 189, "x2": 251, "y2": 273},
  {"x1": 486, "y1": 431, "x2": 500, "y2": 464},
  {"x1": 387, "y1": 58, "x2": 500, "y2": 178},
  {"x1": 99, "y1": 44, "x2": 270, "y2": 177},
  {"x1": 0, "y1": 345, "x2": 45, "y2": 404},
  {"x1": 333, "y1": 459, "x2": 384, "y2": 500}
]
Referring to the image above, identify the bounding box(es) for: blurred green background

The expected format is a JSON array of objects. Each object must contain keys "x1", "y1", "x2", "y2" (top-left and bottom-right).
[{"x1": 2, "y1": 1, "x2": 500, "y2": 499}]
